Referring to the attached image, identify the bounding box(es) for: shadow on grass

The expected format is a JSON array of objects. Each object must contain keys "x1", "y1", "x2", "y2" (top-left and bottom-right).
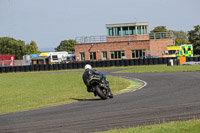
[{"x1": 70, "y1": 98, "x2": 101, "y2": 102}]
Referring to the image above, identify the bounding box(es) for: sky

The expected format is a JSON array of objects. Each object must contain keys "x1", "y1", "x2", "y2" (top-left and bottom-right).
[{"x1": 0, "y1": 0, "x2": 199, "y2": 50}]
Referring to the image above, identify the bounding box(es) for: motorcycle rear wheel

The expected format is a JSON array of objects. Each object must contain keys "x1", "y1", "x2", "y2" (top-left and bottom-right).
[{"x1": 95, "y1": 85, "x2": 108, "y2": 100}]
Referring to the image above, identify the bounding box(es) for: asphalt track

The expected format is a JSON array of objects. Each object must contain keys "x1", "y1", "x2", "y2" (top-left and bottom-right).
[{"x1": 1, "y1": 69, "x2": 200, "y2": 133}]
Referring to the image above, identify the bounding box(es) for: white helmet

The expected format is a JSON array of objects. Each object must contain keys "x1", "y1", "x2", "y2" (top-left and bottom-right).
[{"x1": 85, "y1": 64, "x2": 92, "y2": 70}]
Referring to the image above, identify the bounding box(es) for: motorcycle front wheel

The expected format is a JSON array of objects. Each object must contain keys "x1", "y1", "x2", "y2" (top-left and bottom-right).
[{"x1": 95, "y1": 85, "x2": 108, "y2": 100}]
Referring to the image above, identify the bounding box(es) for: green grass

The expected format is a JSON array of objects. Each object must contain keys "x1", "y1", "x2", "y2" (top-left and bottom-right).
[
  {"x1": 115, "y1": 65, "x2": 200, "y2": 73},
  {"x1": 99, "y1": 120, "x2": 200, "y2": 133},
  {"x1": 0, "y1": 72, "x2": 131, "y2": 114}
]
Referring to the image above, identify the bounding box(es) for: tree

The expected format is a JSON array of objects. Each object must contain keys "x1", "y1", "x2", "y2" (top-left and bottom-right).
[
  {"x1": 188, "y1": 25, "x2": 200, "y2": 55},
  {"x1": 55, "y1": 39, "x2": 75, "y2": 52},
  {"x1": 169, "y1": 30, "x2": 189, "y2": 45},
  {"x1": 150, "y1": 26, "x2": 168, "y2": 33},
  {"x1": 0, "y1": 37, "x2": 26, "y2": 60},
  {"x1": 26, "y1": 41, "x2": 39, "y2": 55}
]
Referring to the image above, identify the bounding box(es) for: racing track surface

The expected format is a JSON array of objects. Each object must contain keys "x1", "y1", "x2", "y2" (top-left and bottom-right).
[{"x1": 0, "y1": 69, "x2": 200, "y2": 133}]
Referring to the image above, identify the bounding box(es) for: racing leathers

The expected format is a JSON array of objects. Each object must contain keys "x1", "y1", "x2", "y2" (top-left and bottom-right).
[{"x1": 82, "y1": 69, "x2": 113, "y2": 96}]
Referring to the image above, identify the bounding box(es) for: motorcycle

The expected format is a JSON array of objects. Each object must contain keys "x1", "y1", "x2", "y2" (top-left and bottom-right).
[{"x1": 88, "y1": 74, "x2": 113, "y2": 100}]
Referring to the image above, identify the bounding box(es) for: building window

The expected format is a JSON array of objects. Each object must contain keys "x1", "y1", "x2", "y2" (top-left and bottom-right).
[
  {"x1": 110, "y1": 51, "x2": 125, "y2": 59},
  {"x1": 137, "y1": 26, "x2": 141, "y2": 35},
  {"x1": 80, "y1": 52, "x2": 85, "y2": 61},
  {"x1": 129, "y1": 26, "x2": 136, "y2": 35},
  {"x1": 108, "y1": 27, "x2": 114, "y2": 36},
  {"x1": 132, "y1": 50, "x2": 146, "y2": 58},
  {"x1": 122, "y1": 27, "x2": 129, "y2": 35},
  {"x1": 114, "y1": 27, "x2": 121, "y2": 36},
  {"x1": 90, "y1": 52, "x2": 96, "y2": 60},
  {"x1": 102, "y1": 51, "x2": 107, "y2": 60}
]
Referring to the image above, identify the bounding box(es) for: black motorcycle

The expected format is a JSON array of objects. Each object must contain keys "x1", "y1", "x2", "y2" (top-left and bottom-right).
[{"x1": 88, "y1": 74, "x2": 113, "y2": 100}]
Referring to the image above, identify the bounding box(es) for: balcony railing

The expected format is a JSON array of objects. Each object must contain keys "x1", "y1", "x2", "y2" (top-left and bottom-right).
[{"x1": 75, "y1": 32, "x2": 174, "y2": 44}]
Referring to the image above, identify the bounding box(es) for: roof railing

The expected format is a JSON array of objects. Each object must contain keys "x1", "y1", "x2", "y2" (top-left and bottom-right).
[{"x1": 75, "y1": 32, "x2": 174, "y2": 44}]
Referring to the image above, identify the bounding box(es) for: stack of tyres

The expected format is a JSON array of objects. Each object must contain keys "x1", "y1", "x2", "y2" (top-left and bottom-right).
[
  {"x1": 101, "y1": 61, "x2": 106, "y2": 67},
  {"x1": 44, "y1": 64, "x2": 48, "y2": 71},
  {"x1": 39, "y1": 65, "x2": 44, "y2": 71},
  {"x1": 58, "y1": 64, "x2": 63, "y2": 70},
  {"x1": 20, "y1": 66, "x2": 25, "y2": 72},
  {"x1": 34, "y1": 65, "x2": 39, "y2": 71},
  {"x1": 124, "y1": 59, "x2": 129, "y2": 66},
  {"x1": 139, "y1": 59, "x2": 144, "y2": 65},
  {"x1": 115, "y1": 60, "x2": 120, "y2": 66},
  {"x1": 153, "y1": 58, "x2": 158, "y2": 65},
  {"x1": 24, "y1": 66, "x2": 30, "y2": 72},
  {"x1": 97, "y1": 61, "x2": 100, "y2": 67},
  {"x1": 15, "y1": 66, "x2": 20, "y2": 72},
  {"x1": 144, "y1": 59, "x2": 148, "y2": 65},
  {"x1": 91, "y1": 61, "x2": 97, "y2": 68},
  {"x1": 148, "y1": 58, "x2": 153, "y2": 65},
  {"x1": 63, "y1": 63, "x2": 68, "y2": 69},
  {"x1": 110, "y1": 60, "x2": 115, "y2": 67},
  {"x1": 119, "y1": 60, "x2": 124, "y2": 66},
  {"x1": 5, "y1": 67, "x2": 10, "y2": 73},
  {"x1": 105, "y1": 60, "x2": 110, "y2": 67},
  {"x1": 163, "y1": 58, "x2": 168, "y2": 64},
  {"x1": 30, "y1": 65, "x2": 34, "y2": 71},
  {"x1": 158, "y1": 58, "x2": 163, "y2": 64},
  {"x1": 0, "y1": 67, "x2": 5, "y2": 73},
  {"x1": 134, "y1": 59, "x2": 139, "y2": 65},
  {"x1": 10, "y1": 66, "x2": 15, "y2": 72},
  {"x1": 128, "y1": 59, "x2": 134, "y2": 66},
  {"x1": 67, "y1": 63, "x2": 72, "y2": 69},
  {"x1": 80, "y1": 62, "x2": 85, "y2": 69},
  {"x1": 72, "y1": 62, "x2": 78, "y2": 69},
  {"x1": 53, "y1": 64, "x2": 58, "y2": 70}
]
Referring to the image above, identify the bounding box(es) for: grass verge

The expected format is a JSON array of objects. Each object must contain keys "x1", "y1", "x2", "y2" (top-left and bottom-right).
[
  {"x1": 115, "y1": 64, "x2": 200, "y2": 73},
  {"x1": 98, "y1": 120, "x2": 200, "y2": 133},
  {"x1": 0, "y1": 72, "x2": 133, "y2": 114}
]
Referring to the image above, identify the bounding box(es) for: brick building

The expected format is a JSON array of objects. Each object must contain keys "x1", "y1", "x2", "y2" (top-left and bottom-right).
[{"x1": 75, "y1": 22, "x2": 174, "y2": 61}]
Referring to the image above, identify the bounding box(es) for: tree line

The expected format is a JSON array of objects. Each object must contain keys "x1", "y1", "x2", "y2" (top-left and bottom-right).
[{"x1": 0, "y1": 25, "x2": 199, "y2": 60}]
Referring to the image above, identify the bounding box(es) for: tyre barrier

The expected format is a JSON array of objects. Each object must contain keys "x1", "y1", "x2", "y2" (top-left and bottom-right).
[{"x1": 1, "y1": 57, "x2": 200, "y2": 73}]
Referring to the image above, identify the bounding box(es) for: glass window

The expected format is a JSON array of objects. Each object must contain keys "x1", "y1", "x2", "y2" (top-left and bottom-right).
[
  {"x1": 132, "y1": 49, "x2": 146, "y2": 58},
  {"x1": 114, "y1": 27, "x2": 121, "y2": 36},
  {"x1": 129, "y1": 26, "x2": 136, "y2": 35},
  {"x1": 52, "y1": 55, "x2": 58, "y2": 60},
  {"x1": 110, "y1": 51, "x2": 125, "y2": 59},
  {"x1": 90, "y1": 52, "x2": 96, "y2": 60},
  {"x1": 137, "y1": 26, "x2": 141, "y2": 35},
  {"x1": 123, "y1": 27, "x2": 129, "y2": 35},
  {"x1": 110, "y1": 51, "x2": 114, "y2": 59},
  {"x1": 143, "y1": 26, "x2": 147, "y2": 34},
  {"x1": 102, "y1": 51, "x2": 107, "y2": 60},
  {"x1": 80, "y1": 52, "x2": 85, "y2": 61},
  {"x1": 108, "y1": 28, "x2": 114, "y2": 36}
]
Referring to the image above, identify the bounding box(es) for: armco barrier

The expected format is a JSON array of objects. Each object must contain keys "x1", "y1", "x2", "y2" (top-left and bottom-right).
[{"x1": 1, "y1": 57, "x2": 200, "y2": 74}]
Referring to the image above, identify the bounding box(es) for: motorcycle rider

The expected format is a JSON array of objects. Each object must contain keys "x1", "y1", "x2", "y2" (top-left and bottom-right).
[{"x1": 82, "y1": 64, "x2": 113, "y2": 98}]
